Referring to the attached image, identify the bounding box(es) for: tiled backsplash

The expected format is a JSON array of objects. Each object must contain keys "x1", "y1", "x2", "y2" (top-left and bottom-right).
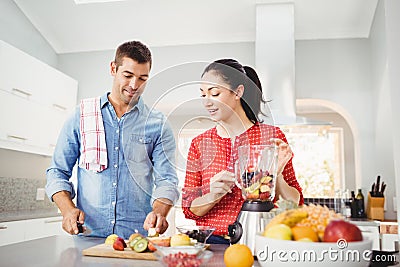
[
  {"x1": 303, "y1": 197, "x2": 339, "y2": 210},
  {"x1": 0, "y1": 177, "x2": 57, "y2": 214}
]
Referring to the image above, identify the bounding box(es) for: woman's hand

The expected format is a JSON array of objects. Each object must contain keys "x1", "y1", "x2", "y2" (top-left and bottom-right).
[
  {"x1": 208, "y1": 170, "x2": 235, "y2": 202},
  {"x1": 270, "y1": 138, "x2": 293, "y2": 175}
]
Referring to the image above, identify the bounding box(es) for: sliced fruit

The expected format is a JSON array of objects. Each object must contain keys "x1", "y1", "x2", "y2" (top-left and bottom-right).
[
  {"x1": 260, "y1": 184, "x2": 270, "y2": 193},
  {"x1": 260, "y1": 175, "x2": 272, "y2": 184},
  {"x1": 105, "y1": 234, "x2": 119, "y2": 245},
  {"x1": 129, "y1": 236, "x2": 143, "y2": 250},
  {"x1": 128, "y1": 233, "x2": 141, "y2": 243},
  {"x1": 246, "y1": 189, "x2": 260, "y2": 199},
  {"x1": 133, "y1": 238, "x2": 149, "y2": 253},
  {"x1": 259, "y1": 192, "x2": 270, "y2": 200},
  {"x1": 245, "y1": 181, "x2": 260, "y2": 193},
  {"x1": 148, "y1": 227, "x2": 159, "y2": 237}
]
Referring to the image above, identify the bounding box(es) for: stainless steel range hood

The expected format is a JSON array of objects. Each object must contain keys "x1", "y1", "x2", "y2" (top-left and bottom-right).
[{"x1": 255, "y1": 1, "x2": 331, "y2": 126}]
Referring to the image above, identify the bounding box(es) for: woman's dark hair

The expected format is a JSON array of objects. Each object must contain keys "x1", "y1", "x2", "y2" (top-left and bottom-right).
[{"x1": 202, "y1": 59, "x2": 265, "y2": 123}]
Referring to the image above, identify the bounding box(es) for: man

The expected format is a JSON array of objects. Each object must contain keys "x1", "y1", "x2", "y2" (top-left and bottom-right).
[{"x1": 46, "y1": 41, "x2": 179, "y2": 239}]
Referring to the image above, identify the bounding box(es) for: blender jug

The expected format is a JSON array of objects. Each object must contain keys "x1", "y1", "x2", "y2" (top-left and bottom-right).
[
  {"x1": 236, "y1": 144, "x2": 278, "y2": 202},
  {"x1": 229, "y1": 144, "x2": 278, "y2": 255}
]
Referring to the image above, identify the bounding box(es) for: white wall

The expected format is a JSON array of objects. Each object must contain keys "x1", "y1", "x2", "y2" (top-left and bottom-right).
[
  {"x1": 0, "y1": 0, "x2": 57, "y2": 67},
  {"x1": 383, "y1": 0, "x2": 400, "y2": 224},
  {"x1": 58, "y1": 42, "x2": 255, "y2": 101},
  {"x1": 295, "y1": 40, "x2": 376, "y2": 188},
  {"x1": 369, "y1": 0, "x2": 397, "y2": 220}
]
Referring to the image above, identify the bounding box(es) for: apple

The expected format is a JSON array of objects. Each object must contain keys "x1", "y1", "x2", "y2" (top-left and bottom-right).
[
  {"x1": 323, "y1": 220, "x2": 363, "y2": 242},
  {"x1": 263, "y1": 224, "x2": 292, "y2": 240}
]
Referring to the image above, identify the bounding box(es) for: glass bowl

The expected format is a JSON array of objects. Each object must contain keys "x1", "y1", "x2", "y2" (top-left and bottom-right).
[
  {"x1": 176, "y1": 225, "x2": 216, "y2": 244},
  {"x1": 153, "y1": 245, "x2": 214, "y2": 267}
]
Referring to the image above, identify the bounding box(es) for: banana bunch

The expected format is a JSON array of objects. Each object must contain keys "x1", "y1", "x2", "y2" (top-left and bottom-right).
[{"x1": 264, "y1": 209, "x2": 309, "y2": 232}]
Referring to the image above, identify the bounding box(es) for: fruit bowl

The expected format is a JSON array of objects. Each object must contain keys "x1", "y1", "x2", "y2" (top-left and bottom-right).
[
  {"x1": 176, "y1": 225, "x2": 216, "y2": 244},
  {"x1": 255, "y1": 233, "x2": 373, "y2": 267},
  {"x1": 153, "y1": 245, "x2": 214, "y2": 267}
]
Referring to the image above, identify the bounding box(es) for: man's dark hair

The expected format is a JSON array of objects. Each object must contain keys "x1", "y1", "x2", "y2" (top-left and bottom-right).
[{"x1": 114, "y1": 41, "x2": 152, "y2": 70}]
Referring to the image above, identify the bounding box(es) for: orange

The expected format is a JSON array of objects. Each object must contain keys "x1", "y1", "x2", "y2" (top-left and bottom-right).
[
  {"x1": 291, "y1": 225, "x2": 319, "y2": 242},
  {"x1": 224, "y1": 244, "x2": 254, "y2": 267}
]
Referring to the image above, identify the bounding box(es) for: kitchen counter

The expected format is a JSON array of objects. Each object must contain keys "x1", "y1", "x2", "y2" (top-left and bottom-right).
[
  {"x1": 0, "y1": 208, "x2": 60, "y2": 223},
  {"x1": 0, "y1": 235, "x2": 262, "y2": 267}
]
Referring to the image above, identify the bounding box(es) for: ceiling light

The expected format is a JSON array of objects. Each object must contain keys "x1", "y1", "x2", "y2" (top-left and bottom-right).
[{"x1": 74, "y1": 0, "x2": 127, "y2": 4}]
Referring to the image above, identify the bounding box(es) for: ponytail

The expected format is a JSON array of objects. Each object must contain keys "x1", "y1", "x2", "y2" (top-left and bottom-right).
[{"x1": 202, "y1": 59, "x2": 265, "y2": 123}]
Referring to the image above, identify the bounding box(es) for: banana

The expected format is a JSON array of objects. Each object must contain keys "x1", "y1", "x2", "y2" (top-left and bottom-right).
[{"x1": 264, "y1": 209, "x2": 308, "y2": 232}]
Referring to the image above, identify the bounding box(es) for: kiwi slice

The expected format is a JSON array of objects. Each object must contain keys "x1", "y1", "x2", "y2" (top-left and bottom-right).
[
  {"x1": 129, "y1": 236, "x2": 143, "y2": 250},
  {"x1": 133, "y1": 238, "x2": 148, "y2": 253}
]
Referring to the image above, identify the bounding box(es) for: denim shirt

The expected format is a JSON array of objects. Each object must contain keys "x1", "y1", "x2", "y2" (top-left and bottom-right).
[{"x1": 46, "y1": 93, "x2": 179, "y2": 239}]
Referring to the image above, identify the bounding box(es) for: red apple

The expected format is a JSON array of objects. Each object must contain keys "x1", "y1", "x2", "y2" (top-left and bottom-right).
[{"x1": 323, "y1": 220, "x2": 363, "y2": 242}]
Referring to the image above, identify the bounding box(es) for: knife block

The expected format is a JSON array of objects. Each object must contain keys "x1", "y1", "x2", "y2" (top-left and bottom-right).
[{"x1": 367, "y1": 192, "x2": 385, "y2": 220}]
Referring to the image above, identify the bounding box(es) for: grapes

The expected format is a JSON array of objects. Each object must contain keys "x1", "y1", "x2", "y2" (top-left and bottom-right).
[{"x1": 181, "y1": 229, "x2": 208, "y2": 243}]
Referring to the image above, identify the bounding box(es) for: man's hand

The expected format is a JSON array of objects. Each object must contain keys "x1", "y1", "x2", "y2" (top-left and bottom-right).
[
  {"x1": 143, "y1": 198, "x2": 173, "y2": 235},
  {"x1": 143, "y1": 211, "x2": 169, "y2": 234},
  {"x1": 52, "y1": 190, "x2": 85, "y2": 235},
  {"x1": 61, "y1": 207, "x2": 85, "y2": 235}
]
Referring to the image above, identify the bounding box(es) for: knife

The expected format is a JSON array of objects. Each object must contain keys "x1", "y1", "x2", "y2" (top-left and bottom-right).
[
  {"x1": 371, "y1": 182, "x2": 376, "y2": 197},
  {"x1": 376, "y1": 175, "x2": 381, "y2": 194},
  {"x1": 77, "y1": 222, "x2": 92, "y2": 236},
  {"x1": 380, "y1": 182, "x2": 386, "y2": 197}
]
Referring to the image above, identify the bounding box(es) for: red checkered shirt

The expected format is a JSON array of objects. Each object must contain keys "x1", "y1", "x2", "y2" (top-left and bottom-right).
[{"x1": 182, "y1": 123, "x2": 303, "y2": 235}]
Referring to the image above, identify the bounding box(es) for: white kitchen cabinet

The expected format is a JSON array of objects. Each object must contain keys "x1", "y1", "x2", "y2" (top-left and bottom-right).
[
  {"x1": 0, "y1": 40, "x2": 77, "y2": 156},
  {"x1": 24, "y1": 217, "x2": 67, "y2": 242},
  {"x1": 350, "y1": 220, "x2": 381, "y2": 251},
  {"x1": 0, "y1": 220, "x2": 26, "y2": 247},
  {"x1": 0, "y1": 217, "x2": 67, "y2": 246}
]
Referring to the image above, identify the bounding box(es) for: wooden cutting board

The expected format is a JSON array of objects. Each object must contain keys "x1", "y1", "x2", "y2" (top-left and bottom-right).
[{"x1": 82, "y1": 243, "x2": 156, "y2": 260}]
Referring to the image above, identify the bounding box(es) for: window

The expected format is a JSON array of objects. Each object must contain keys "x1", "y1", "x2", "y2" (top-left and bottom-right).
[{"x1": 282, "y1": 126, "x2": 345, "y2": 198}]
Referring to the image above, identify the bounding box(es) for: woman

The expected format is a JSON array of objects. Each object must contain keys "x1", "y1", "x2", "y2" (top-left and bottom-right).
[{"x1": 182, "y1": 59, "x2": 303, "y2": 244}]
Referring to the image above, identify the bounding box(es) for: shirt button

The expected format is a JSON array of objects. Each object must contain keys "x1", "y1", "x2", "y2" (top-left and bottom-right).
[
  {"x1": 115, "y1": 146, "x2": 119, "y2": 150},
  {"x1": 114, "y1": 164, "x2": 118, "y2": 168},
  {"x1": 113, "y1": 182, "x2": 117, "y2": 187},
  {"x1": 116, "y1": 129, "x2": 119, "y2": 134},
  {"x1": 111, "y1": 220, "x2": 115, "y2": 224},
  {"x1": 112, "y1": 201, "x2": 116, "y2": 206}
]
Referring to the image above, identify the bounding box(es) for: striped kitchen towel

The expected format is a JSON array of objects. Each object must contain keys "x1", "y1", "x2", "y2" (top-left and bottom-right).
[{"x1": 78, "y1": 97, "x2": 108, "y2": 172}]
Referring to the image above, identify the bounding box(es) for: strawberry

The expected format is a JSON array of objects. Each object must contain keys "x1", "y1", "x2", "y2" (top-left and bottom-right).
[
  {"x1": 116, "y1": 237, "x2": 127, "y2": 248},
  {"x1": 113, "y1": 238, "x2": 126, "y2": 251}
]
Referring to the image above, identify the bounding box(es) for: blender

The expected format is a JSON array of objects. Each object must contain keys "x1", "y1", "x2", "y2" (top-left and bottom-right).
[{"x1": 228, "y1": 144, "x2": 278, "y2": 255}]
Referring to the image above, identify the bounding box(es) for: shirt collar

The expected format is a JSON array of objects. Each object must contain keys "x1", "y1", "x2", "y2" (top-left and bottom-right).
[{"x1": 99, "y1": 92, "x2": 144, "y2": 113}]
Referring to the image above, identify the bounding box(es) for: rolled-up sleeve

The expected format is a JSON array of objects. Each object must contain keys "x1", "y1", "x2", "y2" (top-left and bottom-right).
[
  {"x1": 45, "y1": 108, "x2": 80, "y2": 201},
  {"x1": 151, "y1": 120, "x2": 179, "y2": 205}
]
